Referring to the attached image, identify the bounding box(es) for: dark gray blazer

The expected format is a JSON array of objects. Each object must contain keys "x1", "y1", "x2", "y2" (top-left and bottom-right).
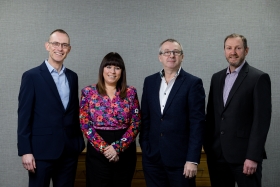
[{"x1": 204, "y1": 62, "x2": 271, "y2": 163}]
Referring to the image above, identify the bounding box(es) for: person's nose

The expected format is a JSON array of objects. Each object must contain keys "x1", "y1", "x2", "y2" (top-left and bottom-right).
[
  {"x1": 110, "y1": 67, "x2": 116, "y2": 73},
  {"x1": 169, "y1": 51, "x2": 175, "y2": 57},
  {"x1": 57, "y1": 44, "x2": 63, "y2": 50},
  {"x1": 230, "y1": 49, "x2": 237, "y2": 55}
]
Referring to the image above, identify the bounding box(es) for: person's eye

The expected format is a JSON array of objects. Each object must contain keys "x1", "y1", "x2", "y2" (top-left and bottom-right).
[
  {"x1": 62, "y1": 43, "x2": 69, "y2": 48},
  {"x1": 53, "y1": 42, "x2": 60, "y2": 46},
  {"x1": 115, "y1": 67, "x2": 121, "y2": 70}
]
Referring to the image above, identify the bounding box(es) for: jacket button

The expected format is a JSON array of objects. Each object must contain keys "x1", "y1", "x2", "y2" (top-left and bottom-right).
[
  {"x1": 221, "y1": 131, "x2": 224, "y2": 135},
  {"x1": 161, "y1": 133, "x2": 163, "y2": 136},
  {"x1": 161, "y1": 118, "x2": 163, "y2": 121}
]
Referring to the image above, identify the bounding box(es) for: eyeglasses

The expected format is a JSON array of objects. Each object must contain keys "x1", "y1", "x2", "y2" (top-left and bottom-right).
[
  {"x1": 48, "y1": 42, "x2": 70, "y2": 49},
  {"x1": 159, "y1": 50, "x2": 183, "y2": 56}
]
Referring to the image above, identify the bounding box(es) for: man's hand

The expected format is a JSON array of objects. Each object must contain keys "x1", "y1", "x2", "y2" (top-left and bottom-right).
[
  {"x1": 183, "y1": 161, "x2": 197, "y2": 178},
  {"x1": 103, "y1": 145, "x2": 118, "y2": 162},
  {"x1": 22, "y1": 154, "x2": 36, "y2": 173},
  {"x1": 243, "y1": 159, "x2": 257, "y2": 175}
]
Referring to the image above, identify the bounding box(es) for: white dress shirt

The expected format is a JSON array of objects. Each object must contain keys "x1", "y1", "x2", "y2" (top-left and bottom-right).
[
  {"x1": 159, "y1": 68, "x2": 181, "y2": 114},
  {"x1": 159, "y1": 67, "x2": 197, "y2": 165}
]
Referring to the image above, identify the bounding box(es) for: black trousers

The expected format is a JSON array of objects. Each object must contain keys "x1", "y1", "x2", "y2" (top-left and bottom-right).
[
  {"x1": 207, "y1": 156, "x2": 262, "y2": 187},
  {"x1": 86, "y1": 129, "x2": 137, "y2": 187}
]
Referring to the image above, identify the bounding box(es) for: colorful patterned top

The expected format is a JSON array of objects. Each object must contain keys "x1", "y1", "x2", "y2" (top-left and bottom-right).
[{"x1": 79, "y1": 84, "x2": 141, "y2": 154}]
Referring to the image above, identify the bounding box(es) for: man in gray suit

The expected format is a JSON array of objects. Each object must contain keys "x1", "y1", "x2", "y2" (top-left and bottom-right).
[{"x1": 204, "y1": 33, "x2": 271, "y2": 187}]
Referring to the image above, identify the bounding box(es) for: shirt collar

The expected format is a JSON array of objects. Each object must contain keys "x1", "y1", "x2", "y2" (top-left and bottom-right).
[
  {"x1": 159, "y1": 67, "x2": 181, "y2": 79},
  {"x1": 45, "y1": 60, "x2": 66, "y2": 73},
  {"x1": 226, "y1": 60, "x2": 245, "y2": 75}
]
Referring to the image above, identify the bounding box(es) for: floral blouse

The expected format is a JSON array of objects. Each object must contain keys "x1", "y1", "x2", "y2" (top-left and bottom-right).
[{"x1": 79, "y1": 84, "x2": 141, "y2": 154}]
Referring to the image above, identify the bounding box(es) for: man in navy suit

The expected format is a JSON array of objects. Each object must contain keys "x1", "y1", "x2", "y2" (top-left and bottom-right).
[
  {"x1": 139, "y1": 39, "x2": 205, "y2": 187},
  {"x1": 17, "y1": 29, "x2": 85, "y2": 187},
  {"x1": 204, "y1": 33, "x2": 271, "y2": 187}
]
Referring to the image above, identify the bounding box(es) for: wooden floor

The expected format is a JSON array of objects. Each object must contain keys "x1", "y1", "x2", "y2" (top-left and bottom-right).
[
  {"x1": 76, "y1": 180, "x2": 210, "y2": 187},
  {"x1": 131, "y1": 181, "x2": 210, "y2": 187}
]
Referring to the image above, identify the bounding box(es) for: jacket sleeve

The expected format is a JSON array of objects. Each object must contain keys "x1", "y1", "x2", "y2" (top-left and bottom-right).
[
  {"x1": 204, "y1": 75, "x2": 215, "y2": 154},
  {"x1": 139, "y1": 78, "x2": 150, "y2": 153},
  {"x1": 246, "y1": 73, "x2": 271, "y2": 162},
  {"x1": 17, "y1": 72, "x2": 35, "y2": 156},
  {"x1": 186, "y1": 78, "x2": 206, "y2": 163}
]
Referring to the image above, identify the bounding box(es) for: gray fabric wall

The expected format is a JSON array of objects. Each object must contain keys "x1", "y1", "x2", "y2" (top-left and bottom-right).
[{"x1": 0, "y1": 0, "x2": 279, "y2": 186}]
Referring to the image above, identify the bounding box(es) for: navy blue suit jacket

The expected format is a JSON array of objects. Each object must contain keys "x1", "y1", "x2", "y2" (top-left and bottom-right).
[
  {"x1": 17, "y1": 62, "x2": 85, "y2": 160},
  {"x1": 139, "y1": 69, "x2": 205, "y2": 167}
]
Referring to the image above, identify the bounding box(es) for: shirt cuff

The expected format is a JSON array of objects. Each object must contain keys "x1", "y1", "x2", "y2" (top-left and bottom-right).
[{"x1": 187, "y1": 161, "x2": 198, "y2": 165}]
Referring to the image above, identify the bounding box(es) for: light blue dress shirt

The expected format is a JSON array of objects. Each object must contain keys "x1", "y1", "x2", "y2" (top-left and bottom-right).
[{"x1": 45, "y1": 60, "x2": 70, "y2": 109}]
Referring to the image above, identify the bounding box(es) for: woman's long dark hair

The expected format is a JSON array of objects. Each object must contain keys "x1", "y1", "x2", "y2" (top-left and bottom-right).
[{"x1": 96, "y1": 52, "x2": 127, "y2": 99}]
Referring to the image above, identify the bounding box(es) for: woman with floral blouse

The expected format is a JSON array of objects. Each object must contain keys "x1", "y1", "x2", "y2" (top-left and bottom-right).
[{"x1": 79, "y1": 52, "x2": 141, "y2": 187}]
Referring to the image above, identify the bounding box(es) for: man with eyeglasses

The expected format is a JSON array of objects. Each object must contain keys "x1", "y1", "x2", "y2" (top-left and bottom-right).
[
  {"x1": 139, "y1": 39, "x2": 205, "y2": 187},
  {"x1": 17, "y1": 29, "x2": 85, "y2": 187}
]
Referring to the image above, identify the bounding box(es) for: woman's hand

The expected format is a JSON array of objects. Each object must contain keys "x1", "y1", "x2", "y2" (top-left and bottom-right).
[
  {"x1": 110, "y1": 155, "x2": 119, "y2": 162},
  {"x1": 104, "y1": 145, "x2": 119, "y2": 162}
]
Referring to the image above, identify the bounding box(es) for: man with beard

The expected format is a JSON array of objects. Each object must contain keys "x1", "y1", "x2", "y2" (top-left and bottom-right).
[{"x1": 204, "y1": 33, "x2": 271, "y2": 187}]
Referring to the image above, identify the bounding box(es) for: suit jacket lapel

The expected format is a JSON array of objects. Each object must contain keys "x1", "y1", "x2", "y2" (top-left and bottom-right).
[
  {"x1": 153, "y1": 73, "x2": 162, "y2": 116},
  {"x1": 162, "y1": 70, "x2": 185, "y2": 115},
  {"x1": 224, "y1": 62, "x2": 249, "y2": 110},
  {"x1": 219, "y1": 69, "x2": 227, "y2": 111},
  {"x1": 64, "y1": 69, "x2": 72, "y2": 111},
  {"x1": 40, "y1": 62, "x2": 65, "y2": 111}
]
